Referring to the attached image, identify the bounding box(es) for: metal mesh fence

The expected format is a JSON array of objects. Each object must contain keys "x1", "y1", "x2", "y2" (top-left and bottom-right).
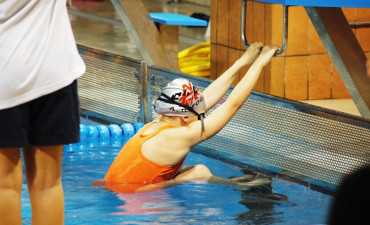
[
  {"x1": 78, "y1": 46, "x2": 142, "y2": 123},
  {"x1": 147, "y1": 65, "x2": 370, "y2": 188},
  {"x1": 200, "y1": 97, "x2": 369, "y2": 186},
  {"x1": 79, "y1": 46, "x2": 370, "y2": 190}
]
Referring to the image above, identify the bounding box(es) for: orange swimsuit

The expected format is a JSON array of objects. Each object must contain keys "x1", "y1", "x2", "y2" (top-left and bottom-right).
[{"x1": 104, "y1": 122, "x2": 186, "y2": 193}]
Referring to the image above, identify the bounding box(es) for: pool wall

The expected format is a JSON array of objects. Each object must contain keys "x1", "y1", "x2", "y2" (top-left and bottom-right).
[{"x1": 77, "y1": 45, "x2": 370, "y2": 192}]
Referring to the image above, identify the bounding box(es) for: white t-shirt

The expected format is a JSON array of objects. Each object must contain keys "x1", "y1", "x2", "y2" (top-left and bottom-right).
[{"x1": 0, "y1": 0, "x2": 85, "y2": 110}]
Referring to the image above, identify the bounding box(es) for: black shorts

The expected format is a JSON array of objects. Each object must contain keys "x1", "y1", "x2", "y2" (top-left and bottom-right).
[{"x1": 0, "y1": 81, "x2": 80, "y2": 148}]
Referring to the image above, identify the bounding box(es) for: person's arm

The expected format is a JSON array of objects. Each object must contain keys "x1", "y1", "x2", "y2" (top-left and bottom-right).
[
  {"x1": 202, "y1": 42, "x2": 263, "y2": 110},
  {"x1": 184, "y1": 45, "x2": 279, "y2": 146}
]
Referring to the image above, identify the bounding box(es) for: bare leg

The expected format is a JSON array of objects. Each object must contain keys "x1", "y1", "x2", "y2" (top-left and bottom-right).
[
  {"x1": 174, "y1": 164, "x2": 271, "y2": 186},
  {"x1": 0, "y1": 148, "x2": 23, "y2": 225},
  {"x1": 24, "y1": 145, "x2": 64, "y2": 225},
  {"x1": 137, "y1": 164, "x2": 271, "y2": 192},
  {"x1": 208, "y1": 176, "x2": 271, "y2": 187},
  {"x1": 174, "y1": 164, "x2": 213, "y2": 181},
  {"x1": 135, "y1": 164, "x2": 211, "y2": 192}
]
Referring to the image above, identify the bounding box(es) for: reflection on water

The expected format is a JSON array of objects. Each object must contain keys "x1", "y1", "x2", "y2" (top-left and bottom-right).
[
  {"x1": 109, "y1": 182, "x2": 245, "y2": 224},
  {"x1": 96, "y1": 156, "x2": 331, "y2": 225},
  {"x1": 113, "y1": 189, "x2": 183, "y2": 216},
  {"x1": 235, "y1": 168, "x2": 290, "y2": 224}
]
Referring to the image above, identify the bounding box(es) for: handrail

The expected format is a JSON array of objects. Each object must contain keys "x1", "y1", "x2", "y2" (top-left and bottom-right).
[{"x1": 241, "y1": 0, "x2": 288, "y2": 55}]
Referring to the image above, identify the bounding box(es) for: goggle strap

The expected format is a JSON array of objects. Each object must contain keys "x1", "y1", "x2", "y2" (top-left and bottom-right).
[
  {"x1": 157, "y1": 93, "x2": 200, "y2": 117},
  {"x1": 157, "y1": 93, "x2": 206, "y2": 133}
]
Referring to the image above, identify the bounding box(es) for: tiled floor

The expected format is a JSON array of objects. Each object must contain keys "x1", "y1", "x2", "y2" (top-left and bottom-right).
[
  {"x1": 68, "y1": 0, "x2": 362, "y2": 117},
  {"x1": 68, "y1": 0, "x2": 209, "y2": 58},
  {"x1": 301, "y1": 99, "x2": 361, "y2": 117}
]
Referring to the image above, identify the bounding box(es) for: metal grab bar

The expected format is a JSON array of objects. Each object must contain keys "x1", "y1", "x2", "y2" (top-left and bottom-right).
[
  {"x1": 349, "y1": 21, "x2": 370, "y2": 28},
  {"x1": 241, "y1": 0, "x2": 288, "y2": 55}
]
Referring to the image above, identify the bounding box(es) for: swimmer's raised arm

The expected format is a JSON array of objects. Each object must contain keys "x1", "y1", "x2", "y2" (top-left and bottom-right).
[
  {"x1": 185, "y1": 45, "x2": 279, "y2": 146},
  {"x1": 100, "y1": 46, "x2": 277, "y2": 194},
  {"x1": 202, "y1": 42, "x2": 263, "y2": 111}
]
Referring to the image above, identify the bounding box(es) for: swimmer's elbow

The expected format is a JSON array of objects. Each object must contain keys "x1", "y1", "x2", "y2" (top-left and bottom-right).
[{"x1": 225, "y1": 99, "x2": 243, "y2": 115}]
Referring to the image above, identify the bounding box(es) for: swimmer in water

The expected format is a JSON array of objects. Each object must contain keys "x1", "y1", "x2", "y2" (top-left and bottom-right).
[{"x1": 96, "y1": 43, "x2": 278, "y2": 193}]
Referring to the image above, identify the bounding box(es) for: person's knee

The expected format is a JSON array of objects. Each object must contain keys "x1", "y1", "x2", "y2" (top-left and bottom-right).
[
  {"x1": 26, "y1": 168, "x2": 62, "y2": 191},
  {"x1": 0, "y1": 173, "x2": 23, "y2": 193},
  {"x1": 192, "y1": 164, "x2": 212, "y2": 178},
  {"x1": 24, "y1": 146, "x2": 63, "y2": 190},
  {"x1": 0, "y1": 149, "x2": 23, "y2": 192},
  {"x1": 175, "y1": 164, "x2": 213, "y2": 181}
]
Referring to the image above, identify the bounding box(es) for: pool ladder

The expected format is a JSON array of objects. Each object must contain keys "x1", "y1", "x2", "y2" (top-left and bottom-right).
[{"x1": 241, "y1": 0, "x2": 288, "y2": 55}]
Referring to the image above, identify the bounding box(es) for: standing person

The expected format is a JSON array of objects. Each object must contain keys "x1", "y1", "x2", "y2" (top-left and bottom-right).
[
  {"x1": 99, "y1": 43, "x2": 278, "y2": 193},
  {"x1": 327, "y1": 166, "x2": 370, "y2": 225},
  {"x1": 0, "y1": 0, "x2": 85, "y2": 224}
]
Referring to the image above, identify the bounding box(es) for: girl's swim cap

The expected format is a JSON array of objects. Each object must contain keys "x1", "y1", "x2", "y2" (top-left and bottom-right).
[{"x1": 154, "y1": 78, "x2": 206, "y2": 117}]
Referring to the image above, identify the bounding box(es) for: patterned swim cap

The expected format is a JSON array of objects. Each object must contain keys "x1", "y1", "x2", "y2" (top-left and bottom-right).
[{"x1": 154, "y1": 78, "x2": 206, "y2": 117}]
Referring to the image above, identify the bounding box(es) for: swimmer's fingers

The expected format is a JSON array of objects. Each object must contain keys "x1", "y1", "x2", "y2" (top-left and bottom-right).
[
  {"x1": 239, "y1": 42, "x2": 264, "y2": 66},
  {"x1": 255, "y1": 45, "x2": 279, "y2": 67},
  {"x1": 247, "y1": 42, "x2": 264, "y2": 54},
  {"x1": 261, "y1": 45, "x2": 279, "y2": 54}
]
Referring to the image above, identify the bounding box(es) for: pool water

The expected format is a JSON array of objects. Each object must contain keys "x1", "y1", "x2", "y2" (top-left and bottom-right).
[{"x1": 20, "y1": 122, "x2": 333, "y2": 224}]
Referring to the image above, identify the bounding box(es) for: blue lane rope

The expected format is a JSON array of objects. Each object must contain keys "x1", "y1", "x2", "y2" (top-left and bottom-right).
[{"x1": 64, "y1": 122, "x2": 146, "y2": 151}]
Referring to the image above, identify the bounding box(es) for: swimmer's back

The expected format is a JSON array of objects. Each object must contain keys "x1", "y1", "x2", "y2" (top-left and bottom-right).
[{"x1": 104, "y1": 122, "x2": 186, "y2": 184}]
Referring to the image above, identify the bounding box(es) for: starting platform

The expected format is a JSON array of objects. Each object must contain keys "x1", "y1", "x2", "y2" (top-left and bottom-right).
[
  {"x1": 149, "y1": 13, "x2": 207, "y2": 26},
  {"x1": 242, "y1": 0, "x2": 370, "y2": 118},
  {"x1": 253, "y1": 0, "x2": 370, "y2": 8},
  {"x1": 110, "y1": 0, "x2": 207, "y2": 71}
]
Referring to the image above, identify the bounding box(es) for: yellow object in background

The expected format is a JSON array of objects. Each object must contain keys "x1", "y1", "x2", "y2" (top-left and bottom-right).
[
  {"x1": 178, "y1": 42, "x2": 210, "y2": 58},
  {"x1": 188, "y1": 70, "x2": 210, "y2": 77},
  {"x1": 181, "y1": 62, "x2": 210, "y2": 74},
  {"x1": 178, "y1": 55, "x2": 210, "y2": 67},
  {"x1": 178, "y1": 42, "x2": 210, "y2": 77}
]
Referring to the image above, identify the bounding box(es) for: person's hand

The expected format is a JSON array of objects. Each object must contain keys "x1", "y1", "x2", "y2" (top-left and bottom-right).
[
  {"x1": 237, "y1": 42, "x2": 263, "y2": 67},
  {"x1": 255, "y1": 45, "x2": 279, "y2": 67}
]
